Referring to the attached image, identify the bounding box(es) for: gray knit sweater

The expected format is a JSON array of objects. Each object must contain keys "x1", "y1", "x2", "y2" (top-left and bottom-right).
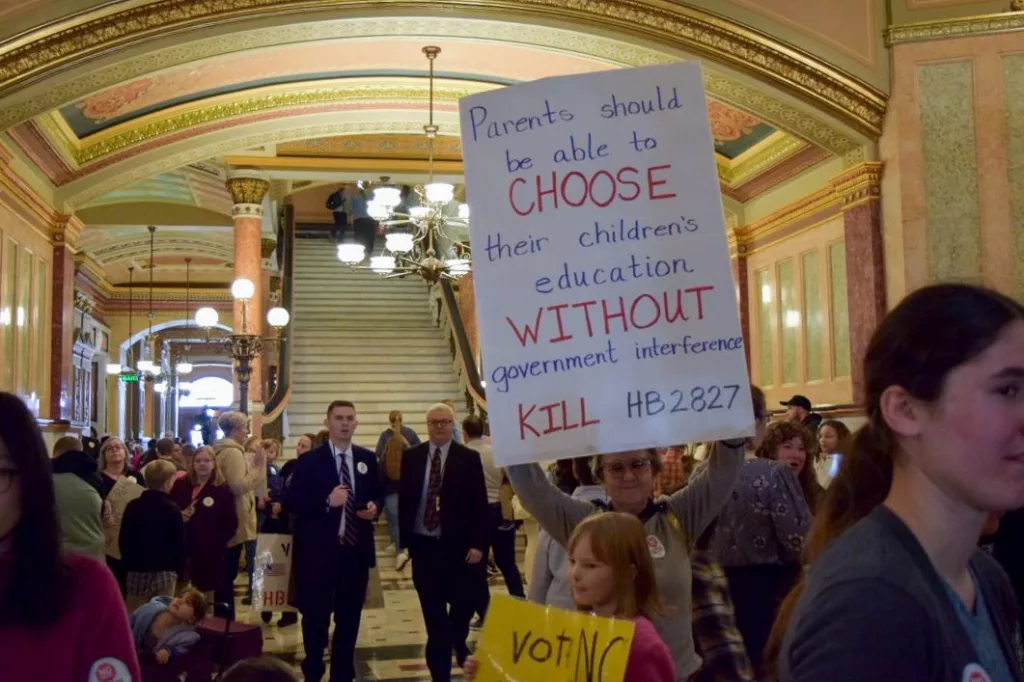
[{"x1": 507, "y1": 442, "x2": 745, "y2": 681}]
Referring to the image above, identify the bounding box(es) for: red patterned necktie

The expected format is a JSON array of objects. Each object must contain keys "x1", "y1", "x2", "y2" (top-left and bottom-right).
[
  {"x1": 423, "y1": 448, "x2": 442, "y2": 531},
  {"x1": 339, "y1": 453, "x2": 358, "y2": 546}
]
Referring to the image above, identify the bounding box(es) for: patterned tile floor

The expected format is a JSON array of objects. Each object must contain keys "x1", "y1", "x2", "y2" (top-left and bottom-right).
[{"x1": 235, "y1": 534, "x2": 520, "y2": 682}]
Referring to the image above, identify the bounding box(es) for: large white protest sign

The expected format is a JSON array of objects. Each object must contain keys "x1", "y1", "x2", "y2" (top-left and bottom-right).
[{"x1": 459, "y1": 62, "x2": 754, "y2": 465}]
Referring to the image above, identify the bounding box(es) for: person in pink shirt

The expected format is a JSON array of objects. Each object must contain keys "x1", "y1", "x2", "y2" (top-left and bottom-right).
[
  {"x1": 0, "y1": 392, "x2": 141, "y2": 682},
  {"x1": 465, "y1": 511, "x2": 675, "y2": 682}
]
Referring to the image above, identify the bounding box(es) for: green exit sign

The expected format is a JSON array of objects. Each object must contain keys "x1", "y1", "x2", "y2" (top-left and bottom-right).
[{"x1": 120, "y1": 373, "x2": 139, "y2": 384}]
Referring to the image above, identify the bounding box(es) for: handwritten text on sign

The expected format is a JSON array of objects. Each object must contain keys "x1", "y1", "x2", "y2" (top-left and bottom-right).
[
  {"x1": 252, "y1": 533, "x2": 296, "y2": 613},
  {"x1": 473, "y1": 595, "x2": 634, "y2": 682},
  {"x1": 460, "y1": 62, "x2": 754, "y2": 465}
]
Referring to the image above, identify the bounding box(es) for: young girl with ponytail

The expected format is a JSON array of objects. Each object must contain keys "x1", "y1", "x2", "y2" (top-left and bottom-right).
[{"x1": 769, "y1": 284, "x2": 1024, "y2": 681}]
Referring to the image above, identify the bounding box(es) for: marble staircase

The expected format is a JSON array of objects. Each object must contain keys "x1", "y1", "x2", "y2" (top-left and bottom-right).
[{"x1": 285, "y1": 236, "x2": 463, "y2": 451}]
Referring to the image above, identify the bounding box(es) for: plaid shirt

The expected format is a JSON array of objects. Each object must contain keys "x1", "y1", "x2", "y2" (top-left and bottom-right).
[
  {"x1": 690, "y1": 550, "x2": 755, "y2": 682},
  {"x1": 659, "y1": 448, "x2": 687, "y2": 495}
]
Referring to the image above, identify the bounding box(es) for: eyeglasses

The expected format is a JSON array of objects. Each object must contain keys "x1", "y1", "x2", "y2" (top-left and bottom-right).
[
  {"x1": 0, "y1": 468, "x2": 18, "y2": 494},
  {"x1": 605, "y1": 458, "x2": 651, "y2": 478},
  {"x1": 427, "y1": 419, "x2": 453, "y2": 427}
]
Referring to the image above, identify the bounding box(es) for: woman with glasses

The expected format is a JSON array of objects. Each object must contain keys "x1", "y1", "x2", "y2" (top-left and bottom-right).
[
  {"x1": 506, "y1": 388, "x2": 758, "y2": 681},
  {"x1": 0, "y1": 392, "x2": 141, "y2": 680}
]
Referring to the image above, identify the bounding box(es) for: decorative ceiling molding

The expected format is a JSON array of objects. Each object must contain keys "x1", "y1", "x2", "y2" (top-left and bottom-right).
[
  {"x1": 886, "y1": 11, "x2": 1024, "y2": 45},
  {"x1": 0, "y1": 0, "x2": 885, "y2": 137},
  {"x1": 86, "y1": 235, "x2": 233, "y2": 266},
  {"x1": 62, "y1": 117, "x2": 463, "y2": 207},
  {"x1": 716, "y1": 133, "x2": 808, "y2": 187},
  {"x1": 49, "y1": 79, "x2": 490, "y2": 167}
]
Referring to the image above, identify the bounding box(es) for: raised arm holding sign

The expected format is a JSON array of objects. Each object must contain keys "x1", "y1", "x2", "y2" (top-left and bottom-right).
[
  {"x1": 459, "y1": 61, "x2": 753, "y2": 467},
  {"x1": 460, "y1": 62, "x2": 758, "y2": 681}
]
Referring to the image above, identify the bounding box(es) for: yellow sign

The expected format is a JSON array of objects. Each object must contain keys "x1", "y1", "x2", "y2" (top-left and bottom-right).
[{"x1": 473, "y1": 595, "x2": 635, "y2": 682}]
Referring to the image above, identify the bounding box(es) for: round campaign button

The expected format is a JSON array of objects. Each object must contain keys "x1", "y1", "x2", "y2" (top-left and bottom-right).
[
  {"x1": 202, "y1": 496, "x2": 214, "y2": 508},
  {"x1": 357, "y1": 461, "x2": 368, "y2": 475},
  {"x1": 646, "y1": 534, "x2": 666, "y2": 559}
]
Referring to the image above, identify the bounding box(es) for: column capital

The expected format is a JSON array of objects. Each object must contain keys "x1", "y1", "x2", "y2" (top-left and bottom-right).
[
  {"x1": 227, "y1": 169, "x2": 270, "y2": 219},
  {"x1": 830, "y1": 162, "x2": 883, "y2": 210},
  {"x1": 51, "y1": 214, "x2": 85, "y2": 249}
]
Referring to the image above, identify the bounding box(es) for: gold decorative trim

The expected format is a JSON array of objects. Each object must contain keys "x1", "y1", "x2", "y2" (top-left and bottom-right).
[
  {"x1": 0, "y1": 0, "x2": 885, "y2": 137},
  {"x1": 734, "y1": 162, "x2": 881, "y2": 250},
  {"x1": 227, "y1": 176, "x2": 270, "y2": 206},
  {"x1": 887, "y1": 12, "x2": 1024, "y2": 45},
  {"x1": 71, "y1": 81, "x2": 482, "y2": 166}
]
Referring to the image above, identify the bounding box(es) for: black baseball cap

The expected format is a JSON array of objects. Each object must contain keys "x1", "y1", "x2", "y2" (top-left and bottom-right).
[{"x1": 781, "y1": 395, "x2": 812, "y2": 411}]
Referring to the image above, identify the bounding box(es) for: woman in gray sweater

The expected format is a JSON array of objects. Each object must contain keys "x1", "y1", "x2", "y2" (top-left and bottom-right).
[{"x1": 507, "y1": 418, "x2": 753, "y2": 680}]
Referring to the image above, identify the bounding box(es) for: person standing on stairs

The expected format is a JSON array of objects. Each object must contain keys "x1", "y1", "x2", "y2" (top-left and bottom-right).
[
  {"x1": 287, "y1": 400, "x2": 383, "y2": 682},
  {"x1": 465, "y1": 415, "x2": 525, "y2": 629},
  {"x1": 376, "y1": 410, "x2": 420, "y2": 571},
  {"x1": 346, "y1": 182, "x2": 378, "y2": 257},
  {"x1": 399, "y1": 403, "x2": 489, "y2": 682}
]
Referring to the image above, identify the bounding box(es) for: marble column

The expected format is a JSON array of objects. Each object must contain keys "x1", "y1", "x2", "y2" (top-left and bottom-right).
[
  {"x1": 49, "y1": 216, "x2": 84, "y2": 421},
  {"x1": 227, "y1": 170, "x2": 270, "y2": 432},
  {"x1": 730, "y1": 230, "x2": 752, "y2": 374},
  {"x1": 832, "y1": 163, "x2": 885, "y2": 402}
]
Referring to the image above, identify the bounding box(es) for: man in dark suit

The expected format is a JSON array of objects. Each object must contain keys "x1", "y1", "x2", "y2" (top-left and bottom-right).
[
  {"x1": 399, "y1": 403, "x2": 489, "y2": 682},
  {"x1": 287, "y1": 400, "x2": 384, "y2": 682}
]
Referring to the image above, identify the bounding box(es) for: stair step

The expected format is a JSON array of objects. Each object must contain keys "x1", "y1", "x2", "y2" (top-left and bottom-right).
[
  {"x1": 292, "y1": 328, "x2": 442, "y2": 339},
  {"x1": 284, "y1": 381, "x2": 460, "y2": 393},
  {"x1": 288, "y1": 390, "x2": 461, "y2": 403}
]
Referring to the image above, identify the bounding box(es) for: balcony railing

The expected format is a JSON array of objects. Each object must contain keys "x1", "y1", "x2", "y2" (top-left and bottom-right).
[{"x1": 431, "y1": 279, "x2": 486, "y2": 417}]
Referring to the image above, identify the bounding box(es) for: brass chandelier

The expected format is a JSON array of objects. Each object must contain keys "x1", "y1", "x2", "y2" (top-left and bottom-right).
[{"x1": 336, "y1": 45, "x2": 471, "y2": 283}]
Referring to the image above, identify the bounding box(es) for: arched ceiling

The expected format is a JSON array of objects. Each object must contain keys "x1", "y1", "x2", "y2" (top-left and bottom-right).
[{"x1": 0, "y1": 0, "x2": 897, "y2": 290}]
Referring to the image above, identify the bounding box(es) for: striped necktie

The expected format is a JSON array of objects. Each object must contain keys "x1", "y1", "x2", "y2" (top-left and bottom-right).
[
  {"x1": 423, "y1": 448, "x2": 443, "y2": 531},
  {"x1": 339, "y1": 452, "x2": 358, "y2": 546}
]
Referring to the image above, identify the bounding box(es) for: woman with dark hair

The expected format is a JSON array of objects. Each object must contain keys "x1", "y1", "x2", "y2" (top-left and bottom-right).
[
  {"x1": 0, "y1": 393, "x2": 141, "y2": 680},
  {"x1": 770, "y1": 284, "x2": 1024, "y2": 682}
]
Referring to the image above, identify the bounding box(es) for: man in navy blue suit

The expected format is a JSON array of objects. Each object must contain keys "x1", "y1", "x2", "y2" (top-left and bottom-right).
[{"x1": 287, "y1": 400, "x2": 384, "y2": 682}]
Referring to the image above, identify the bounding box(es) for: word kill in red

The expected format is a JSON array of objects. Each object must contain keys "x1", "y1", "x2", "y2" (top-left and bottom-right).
[{"x1": 518, "y1": 397, "x2": 599, "y2": 440}]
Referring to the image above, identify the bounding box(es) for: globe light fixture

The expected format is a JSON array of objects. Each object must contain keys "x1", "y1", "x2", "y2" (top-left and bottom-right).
[
  {"x1": 154, "y1": 381, "x2": 167, "y2": 394},
  {"x1": 337, "y1": 241, "x2": 365, "y2": 265},
  {"x1": 106, "y1": 363, "x2": 122, "y2": 375},
  {"x1": 425, "y1": 182, "x2": 454, "y2": 204},
  {"x1": 136, "y1": 359, "x2": 154, "y2": 373},
  {"x1": 446, "y1": 258, "x2": 471, "y2": 276},
  {"x1": 370, "y1": 255, "x2": 396, "y2": 275},
  {"x1": 266, "y1": 306, "x2": 290, "y2": 329},
  {"x1": 385, "y1": 232, "x2": 414, "y2": 253},
  {"x1": 175, "y1": 361, "x2": 193, "y2": 375},
  {"x1": 458, "y1": 203, "x2": 470, "y2": 220},
  {"x1": 372, "y1": 185, "x2": 402, "y2": 209},
  {"x1": 195, "y1": 306, "x2": 219, "y2": 329},
  {"x1": 149, "y1": 365, "x2": 163, "y2": 377},
  {"x1": 409, "y1": 206, "x2": 430, "y2": 220},
  {"x1": 367, "y1": 201, "x2": 390, "y2": 222},
  {"x1": 231, "y1": 277, "x2": 256, "y2": 301}
]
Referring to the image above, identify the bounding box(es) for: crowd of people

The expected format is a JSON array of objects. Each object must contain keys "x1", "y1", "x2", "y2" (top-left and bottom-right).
[{"x1": 1, "y1": 283, "x2": 1023, "y2": 682}]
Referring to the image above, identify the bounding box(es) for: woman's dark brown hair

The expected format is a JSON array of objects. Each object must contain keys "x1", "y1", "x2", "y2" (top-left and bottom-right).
[
  {"x1": 0, "y1": 392, "x2": 71, "y2": 626},
  {"x1": 816, "y1": 419, "x2": 852, "y2": 457},
  {"x1": 757, "y1": 421, "x2": 822, "y2": 511},
  {"x1": 763, "y1": 284, "x2": 1024, "y2": 678}
]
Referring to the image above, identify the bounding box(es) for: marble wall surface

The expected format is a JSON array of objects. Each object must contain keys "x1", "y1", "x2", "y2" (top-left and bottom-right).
[{"x1": 884, "y1": 32, "x2": 1024, "y2": 303}]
